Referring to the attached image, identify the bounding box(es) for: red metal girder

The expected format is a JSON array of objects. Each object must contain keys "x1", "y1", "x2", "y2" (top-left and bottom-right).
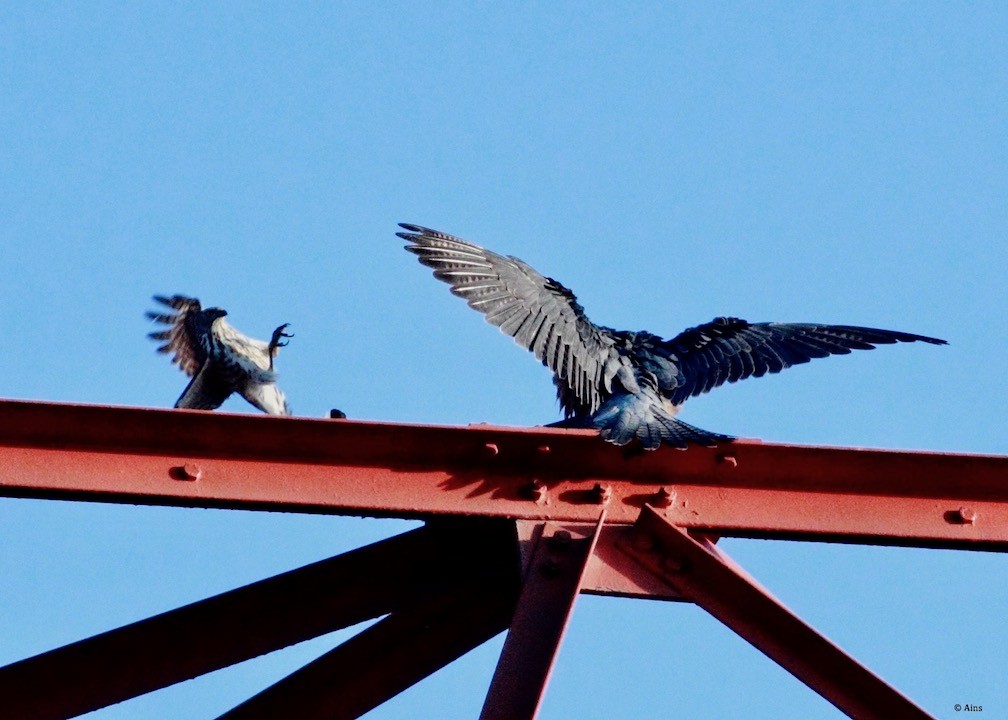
[
  {"x1": 481, "y1": 514, "x2": 605, "y2": 720},
  {"x1": 580, "y1": 523, "x2": 685, "y2": 600},
  {"x1": 1, "y1": 399, "x2": 1006, "y2": 549},
  {"x1": 218, "y1": 578, "x2": 518, "y2": 720},
  {"x1": 620, "y1": 507, "x2": 936, "y2": 720},
  {"x1": 0, "y1": 520, "x2": 520, "y2": 720}
]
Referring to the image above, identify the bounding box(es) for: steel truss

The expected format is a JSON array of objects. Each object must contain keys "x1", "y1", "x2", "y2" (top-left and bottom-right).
[{"x1": 0, "y1": 399, "x2": 1004, "y2": 719}]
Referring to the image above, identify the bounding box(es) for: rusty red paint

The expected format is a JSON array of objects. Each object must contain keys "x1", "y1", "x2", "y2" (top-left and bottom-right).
[
  {"x1": 0, "y1": 400, "x2": 1002, "y2": 718},
  {"x1": 620, "y1": 507, "x2": 937, "y2": 720},
  {"x1": 482, "y1": 514, "x2": 605, "y2": 720},
  {"x1": 0, "y1": 400, "x2": 1004, "y2": 549}
]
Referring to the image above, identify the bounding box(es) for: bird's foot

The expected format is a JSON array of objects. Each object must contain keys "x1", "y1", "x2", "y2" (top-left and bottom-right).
[
  {"x1": 268, "y1": 324, "x2": 293, "y2": 371},
  {"x1": 269, "y1": 323, "x2": 294, "y2": 352}
]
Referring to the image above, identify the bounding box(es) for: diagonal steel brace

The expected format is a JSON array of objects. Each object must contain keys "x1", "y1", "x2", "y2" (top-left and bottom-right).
[
  {"x1": 619, "y1": 506, "x2": 936, "y2": 720},
  {"x1": 481, "y1": 512, "x2": 606, "y2": 720},
  {"x1": 217, "y1": 576, "x2": 517, "y2": 720},
  {"x1": 0, "y1": 519, "x2": 519, "y2": 720}
]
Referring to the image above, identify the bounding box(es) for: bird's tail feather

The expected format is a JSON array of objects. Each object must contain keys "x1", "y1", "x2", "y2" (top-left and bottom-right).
[{"x1": 590, "y1": 391, "x2": 733, "y2": 450}]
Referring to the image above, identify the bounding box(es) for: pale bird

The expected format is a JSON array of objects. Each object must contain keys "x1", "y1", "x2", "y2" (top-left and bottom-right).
[{"x1": 147, "y1": 295, "x2": 293, "y2": 416}]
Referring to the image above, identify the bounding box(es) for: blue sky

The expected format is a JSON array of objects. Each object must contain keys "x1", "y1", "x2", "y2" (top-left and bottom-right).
[{"x1": 1, "y1": 2, "x2": 1006, "y2": 718}]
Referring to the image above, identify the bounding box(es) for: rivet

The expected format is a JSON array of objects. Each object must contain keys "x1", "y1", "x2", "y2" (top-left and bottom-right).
[
  {"x1": 522, "y1": 480, "x2": 548, "y2": 503},
  {"x1": 590, "y1": 483, "x2": 612, "y2": 505},
  {"x1": 536, "y1": 444, "x2": 552, "y2": 455},
  {"x1": 718, "y1": 454, "x2": 738, "y2": 468},
  {"x1": 483, "y1": 442, "x2": 499, "y2": 457},
  {"x1": 661, "y1": 556, "x2": 686, "y2": 573},
  {"x1": 956, "y1": 506, "x2": 977, "y2": 525},
  {"x1": 649, "y1": 487, "x2": 675, "y2": 508},
  {"x1": 549, "y1": 530, "x2": 573, "y2": 550},
  {"x1": 180, "y1": 463, "x2": 203, "y2": 482}
]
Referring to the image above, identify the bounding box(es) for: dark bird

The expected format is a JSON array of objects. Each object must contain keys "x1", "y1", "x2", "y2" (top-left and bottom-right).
[
  {"x1": 397, "y1": 224, "x2": 946, "y2": 450},
  {"x1": 147, "y1": 295, "x2": 293, "y2": 415}
]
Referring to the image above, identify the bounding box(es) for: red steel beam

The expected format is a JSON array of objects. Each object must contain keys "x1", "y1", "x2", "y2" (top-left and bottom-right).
[
  {"x1": 0, "y1": 399, "x2": 1006, "y2": 548},
  {"x1": 481, "y1": 515, "x2": 605, "y2": 720},
  {"x1": 218, "y1": 579, "x2": 517, "y2": 720},
  {"x1": 620, "y1": 507, "x2": 936, "y2": 720},
  {"x1": 0, "y1": 520, "x2": 520, "y2": 720}
]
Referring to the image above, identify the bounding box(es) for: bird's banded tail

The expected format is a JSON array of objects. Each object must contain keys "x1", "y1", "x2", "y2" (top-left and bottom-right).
[{"x1": 590, "y1": 389, "x2": 733, "y2": 450}]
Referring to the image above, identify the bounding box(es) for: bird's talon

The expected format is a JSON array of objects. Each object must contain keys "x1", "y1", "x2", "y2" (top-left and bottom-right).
[{"x1": 269, "y1": 323, "x2": 294, "y2": 351}]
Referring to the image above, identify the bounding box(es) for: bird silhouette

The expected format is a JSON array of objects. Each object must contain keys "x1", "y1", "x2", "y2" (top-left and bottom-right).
[
  {"x1": 147, "y1": 295, "x2": 292, "y2": 415},
  {"x1": 397, "y1": 224, "x2": 946, "y2": 450}
]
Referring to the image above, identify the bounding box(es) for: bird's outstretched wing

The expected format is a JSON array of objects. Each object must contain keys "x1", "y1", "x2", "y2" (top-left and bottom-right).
[
  {"x1": 661, "y1": 317, "x2": 947, "y2": 406},
  {"x1": 397, "y1": 224, "x2": 623, "y2": 415},
  {"x1": 146, "y1": 295, "x2": 206, "y2": 377}
]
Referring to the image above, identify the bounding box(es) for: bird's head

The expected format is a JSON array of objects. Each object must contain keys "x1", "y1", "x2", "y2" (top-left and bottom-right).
[{"x1": 205, "y1": 308, "x2": 228, "y2": 322}]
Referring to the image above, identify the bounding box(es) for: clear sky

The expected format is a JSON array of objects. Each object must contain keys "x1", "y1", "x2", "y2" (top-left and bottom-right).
[{"x1": 1, "y1": 2, "x2": 1006, "y2": 718}]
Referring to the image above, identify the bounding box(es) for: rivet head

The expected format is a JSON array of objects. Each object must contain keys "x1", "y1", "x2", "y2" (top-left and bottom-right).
[
  {"x1": 483, "y1": 442, "x2": 499, "y2": 457},
  {"x1": 649, "y1": 487, "x2": 675, "y2": 508},
  {"x1": 549, "y1": 530, "x2": 573, "y2": 550},
  {"x1": 522, "y1": 480, "x2": 548, "y2": 503},
  {"x1": 536, "y1": 444, "x2": 552, "y2": 455},
  {"x1": 661, "y1": 556, "x2": 686, "y2": 573},
  {"x1": 591, "y1": 483, "x2": 612, "y2": 505},
  {"x1": 955, "y1": 506, "x2": 977, "y2": 524},
  {"x1": 180, "y1": 463, "x2": 203, "y2": 481}
]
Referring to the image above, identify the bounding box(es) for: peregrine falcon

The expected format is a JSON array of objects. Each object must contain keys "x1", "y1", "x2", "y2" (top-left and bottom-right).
[{"x1": 398, "y1": 224, "x2": 946, "y2": 450}]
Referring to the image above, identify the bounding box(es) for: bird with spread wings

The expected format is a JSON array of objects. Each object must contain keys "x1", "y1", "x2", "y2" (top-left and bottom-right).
[
  {"x1": 147, "y1": 295, "x2": 293, "y2": 416},
  {"x1": 397, "y1": 224, "x2": 946, "y2": 450}
]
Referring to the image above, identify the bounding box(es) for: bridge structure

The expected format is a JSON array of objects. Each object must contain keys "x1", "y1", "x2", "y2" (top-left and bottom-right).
[{"x1": 0, "y1": 399, "x2": 1004, "y2": 719}]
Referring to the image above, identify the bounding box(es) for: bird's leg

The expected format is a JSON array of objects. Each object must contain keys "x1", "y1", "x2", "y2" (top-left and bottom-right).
[{"x1": 268, "y1": 323, "x2": 294, "y2": 370}]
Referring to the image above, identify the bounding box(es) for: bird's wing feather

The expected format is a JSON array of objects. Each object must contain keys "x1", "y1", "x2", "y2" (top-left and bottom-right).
[
  {"x1": 174, "y1": 363, "x2": 234, "y2": 410},
  {"x1": 146, "y1": 295, "x2": 206, "y2": 377},
  {"x1": 238, "y1": 380, "x2": 291, "y2": 416},
  {"x1": 662, "y1": 317, "x2": 947, "y2": 405},
  {"x1": 397, "y1": 224, "x2": 620, "y2": 414},
  {"x1": 213, "y1": 320, "x2": 274, "y2": 373}
]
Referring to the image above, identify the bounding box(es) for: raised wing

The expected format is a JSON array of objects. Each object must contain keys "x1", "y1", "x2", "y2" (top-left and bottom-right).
[
  {"x1": 662, "y1": 316, "x2": 947, "y2": 406},
  {"x1": 397, "y1": 224, "x2": 622, "y2": 415},
  {"x1": 146, "y1": 295, "x2": 206, "y2": 376}
]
